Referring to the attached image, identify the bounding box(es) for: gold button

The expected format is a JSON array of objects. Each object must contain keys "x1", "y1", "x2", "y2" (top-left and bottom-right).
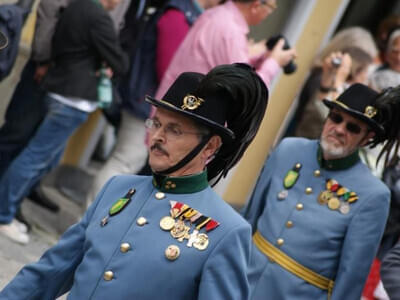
[
  {"x1": 295, "y1": 163, "x2": 301, "y2": 169},
  {"x1": 120, "y1": 242, "x2": 131, "y2": 253},
  {"x1": 296, "y1": 203, "x2": 304, "y2": 210},
  {"x1": 136, "y1": 217, "x2": 148, "y2": 226},
  {"x1": 171, "y1": 183, "x2": 176, "y2": 189},
  {"x1": 103, "y1": 270, "x2": 114, "y2": 281},
  {"x1": 155, "y1": 192, "x2": 165, "y2": 200},
  {"x1": 305, "y1": 187, "x2": 313, "y2": 194},
  {"x1": 277, "y1": 238, "x2": 284, "y2": 246},
  {"x1": 314, "y1": 170, "x2": 321, "y2": 177},
  {"x1": 166, "y1": 181, "x2": 172, "y2": 185},
  {"x1": 286, "y1": 221, "x2": 293, "y2": 228},
  {"x1": 165, "y1": 244, "x2": 180, "y2": 261}
]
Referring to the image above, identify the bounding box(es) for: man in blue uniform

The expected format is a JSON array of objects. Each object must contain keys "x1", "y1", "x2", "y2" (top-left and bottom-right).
[
  {"x1": 243, "y1": 83, "x2": 400, "y2": 299},
  {"x1": 0, "y1": 63, "x2": 269, "y2": 299}
]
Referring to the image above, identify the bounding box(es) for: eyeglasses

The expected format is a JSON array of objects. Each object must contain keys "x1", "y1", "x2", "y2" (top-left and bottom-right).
[
  {"x1": 261, "y1": 0, "x2": 277, "y2": 11},
  {"x1": 145, "y1": 118, "x2": 205, "y2": 140},
  {"x1": 327, "y1": 111, "x2": 362, "y2": 134}
]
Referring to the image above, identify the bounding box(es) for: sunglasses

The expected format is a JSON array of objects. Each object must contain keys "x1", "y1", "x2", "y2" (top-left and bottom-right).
[{"x1": 327, "y1": 111, "x2": 362, "y2": 134}]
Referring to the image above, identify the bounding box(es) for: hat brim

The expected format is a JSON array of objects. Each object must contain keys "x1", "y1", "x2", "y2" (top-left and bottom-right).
[
  {"x1": 323, "y1": 99, "x2": 385, "y2": 136},
  {"x1": 0, "y1": 31, "x2": 8, "y2": 50},
  {"x1": 145, "y1": 95, "x2": 235, "y2": 143}
]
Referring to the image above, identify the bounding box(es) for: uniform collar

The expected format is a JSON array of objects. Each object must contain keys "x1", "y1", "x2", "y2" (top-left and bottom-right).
[
  {"x1": 317, "y1": 143, "x2": 360, "y2": 170},
  {"x1": 152, "y1": 170, "x2": 209, "y2": 194}
]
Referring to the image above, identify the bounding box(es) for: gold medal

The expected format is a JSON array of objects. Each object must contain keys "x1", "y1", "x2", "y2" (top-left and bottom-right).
[
  {"x1": 165, "y1": 245, "x2": 180, "y2": 261},
  {"x1": 328, "y1": 197, "x2": 340, "y2": 210},
  {"x1": 160, "y1": 216, "x2": 175, "y2": 231},
  {"x1": 193, "y1": 233, "x2": 209, "y2": 251},
  {"x1": 170, "y1": 219, "x2": 190, "y2": 241},
  {"x1": 317, "y1": 190, "x2": 332, "y2": 205}
]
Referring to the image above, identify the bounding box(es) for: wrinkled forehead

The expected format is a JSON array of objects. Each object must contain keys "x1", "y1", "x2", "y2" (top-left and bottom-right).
[{"x1": 154, "y1": 107, "x2": 200, "y2": 130}]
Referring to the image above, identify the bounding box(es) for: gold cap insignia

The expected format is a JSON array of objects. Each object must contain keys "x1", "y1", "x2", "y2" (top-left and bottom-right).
[
  {"x1": 181, "y1": 94, "x2": 204, "y2": 110},
  {"x1": 364, "y1": 106, "x2": 377, "y2": 118}
]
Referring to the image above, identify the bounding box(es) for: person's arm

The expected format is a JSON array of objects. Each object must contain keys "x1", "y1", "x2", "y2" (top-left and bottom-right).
[
  {"x1": 156, "y1": 8, "x2": 190, "y2": 82},
  {"x1": 381, "y1": 240, "x2": 400, "y2": 298},
  {"x1": 242, "y1": 148, "x2": 278, "y2": 232},
  {"x1": 330, "y1": 190, "x2": 390, "y2": 299},
  {"x1": 31, "y1": 0, "x2": 70, "y2": 63},
  {"x1": 89, "y1": 7, "x2": 128, "y2": 77},
  {"x1": 0, "y1": 177, "x2": 117, "y2": 300},
  {"x1": 198, "y1": 224, "x2": 251, "y2": 300}
]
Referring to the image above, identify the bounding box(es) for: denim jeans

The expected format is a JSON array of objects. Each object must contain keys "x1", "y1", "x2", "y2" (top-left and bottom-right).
[
  {"x1": 0, "y1": 60, "x2": 47, "y2": 177},
  {"x1": 0, "y1": 94, "x2": 89, "y2": 224}
]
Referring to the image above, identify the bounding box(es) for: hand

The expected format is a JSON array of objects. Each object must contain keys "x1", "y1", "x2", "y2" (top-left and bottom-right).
[
  {"x1": 268, "y1": 38, "x2": 297, "y2": 67},
  {"x1": 320, "y1": 52, "x2": 352, "y2": 90},
  {"x1": 248, "y1": 38, "x2": 267, "y2": 57},
  {"x1": 33, "y1": 64, "x2": 49, "y2": 83}
]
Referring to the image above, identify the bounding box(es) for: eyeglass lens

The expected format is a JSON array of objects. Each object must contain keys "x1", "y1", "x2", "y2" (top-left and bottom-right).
[{"x1": 328, "y1": 112, "x2": 361, "y2": 134}]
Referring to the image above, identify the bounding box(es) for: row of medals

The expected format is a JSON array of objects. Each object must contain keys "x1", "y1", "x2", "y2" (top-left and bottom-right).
[
  {"x1": 317, "y1": 179, "x2": 358, "y2": 215},
  {"x1": 159, "y1": 201, "x2": 219, "y2": 252}
]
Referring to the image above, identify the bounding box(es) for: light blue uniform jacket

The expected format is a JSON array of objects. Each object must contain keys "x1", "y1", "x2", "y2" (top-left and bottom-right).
[
  {"x1": 244, "y1": 138, "x2": 390, "y2": 300},
  {"x1": 0, "y1": 172, "x2": 251, "y2": 299}
]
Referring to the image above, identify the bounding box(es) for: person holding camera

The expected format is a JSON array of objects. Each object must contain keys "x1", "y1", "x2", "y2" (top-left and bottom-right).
[
  {"x1": 154, "y1": 0, "x2": 296, "y2": 100},
  {"x1": 294, "y1": 47, "x2": 373, "y2": 139}
]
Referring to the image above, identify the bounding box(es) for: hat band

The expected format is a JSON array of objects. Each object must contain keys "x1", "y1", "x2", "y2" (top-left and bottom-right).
[{"x1": 331, "y1": 100, "x2": 378, "y2": 119}]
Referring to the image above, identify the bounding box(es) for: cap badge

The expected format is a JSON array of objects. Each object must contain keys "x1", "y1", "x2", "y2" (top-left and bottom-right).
[
  {"x1": 181, "y1": 94, "x2": 204, "y2": 110},
  {"x1": 364, "y1": 106, "x2": 377, "y2": 118}
]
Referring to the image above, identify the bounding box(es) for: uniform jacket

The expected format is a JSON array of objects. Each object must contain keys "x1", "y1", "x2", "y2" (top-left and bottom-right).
[
  {"x1": 0, "y1": 172, "x2": 251, "y2": 299},
  {"x1": 42, "y1": 0, "x2": 128, "y2": 101},
  {"x1": 243, "y1": 138, "x2": 390, "y2": 300}
]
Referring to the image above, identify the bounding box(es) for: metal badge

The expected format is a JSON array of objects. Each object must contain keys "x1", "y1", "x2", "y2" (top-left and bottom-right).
[
  {"x1": 339, "y1": 202, "x2": 350, "y2": 215},
  {"x1": 328, "y1": 197, "x2": 341, "y2": 210},
  {"x1": 193, "y1": 233, "x2": 209, "y2": 251},
  {"x1": 277, "y1": 190, "x2": 288, "y2": 200},
  {"x1": 317, "y1": 191, "x2": 332, "y2": 205},
  {"x1": 160, "y1": 216, "x2": 175, "y2": 231},
  {"x1": 170, "y1": 219, "x2": 190, "y2": 242},
  {"x1": 181, "y1": 94, "x2": 204, "y2": 110}
]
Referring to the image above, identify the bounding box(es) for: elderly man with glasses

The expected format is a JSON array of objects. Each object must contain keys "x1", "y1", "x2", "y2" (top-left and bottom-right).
[
  {"x1": 243, "y1": 83, "x2": 400, "y2": 299},
  {"x1": 0, "y1": 63, "x2": 268, "y2": 299}
]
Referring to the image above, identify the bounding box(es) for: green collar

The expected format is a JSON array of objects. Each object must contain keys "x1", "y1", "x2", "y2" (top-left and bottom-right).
[
  {"x1": 152, "y1": 170, "x2": 209, "y2": 194},
  {"x1": 317, "y1": 144, "x2": 360, "y2": 170}
]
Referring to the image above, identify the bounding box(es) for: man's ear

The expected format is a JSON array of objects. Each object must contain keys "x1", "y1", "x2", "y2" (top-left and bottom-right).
[
  {"x1": 360, "y1": 130, "x2": 375, "y2": 147},
  {"x1": 202, "y1": 135, "x2": 222, "y2": 160}
]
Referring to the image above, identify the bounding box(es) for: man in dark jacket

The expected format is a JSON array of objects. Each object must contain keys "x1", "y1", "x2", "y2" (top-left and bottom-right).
[{"x1": 0, "y1": 0, "x2": 127, "y2": 245}]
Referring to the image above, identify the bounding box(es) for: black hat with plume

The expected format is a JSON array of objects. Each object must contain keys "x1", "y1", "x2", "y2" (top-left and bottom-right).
[
  {"x1": 145, "y1": 63, "x2": 269, "y2": 184},
  {"x1": 323, "y1": 83, "x2": 400, "y2": 167}
]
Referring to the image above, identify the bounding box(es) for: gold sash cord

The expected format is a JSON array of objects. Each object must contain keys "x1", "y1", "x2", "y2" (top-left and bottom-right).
[{"x1": 253, "y1": 231, "x2": 334, "y2": 299}]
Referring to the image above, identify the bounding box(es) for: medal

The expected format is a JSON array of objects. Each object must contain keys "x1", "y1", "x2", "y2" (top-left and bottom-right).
[
  {"x1": 317, "y1": 190, "x2": 332, "y2": 205},
  {"x1": 277, "y1": 190, "x2": 288, "y2": 200},
  {"x1": 328, "y1": 197, "x2": 340, "y2": 210},
  {"x1": 187, "y1": 229, "x2": 199, "y2": 247},
  {"x1": 165, "y1": 245, "x2": 180, "y2": 261},
  {"x1": 283, "y1": 163, "x2": 302, "y2": 189},
  {"x1": 160, "y1": 216, "x2": 175, "y2": 231},
  {"x1": 339, "y1": 202, "x2": 350, "y2": 215},
  {"x1": 101, "y1": 188, "x2": 135, "y2": 227},
  {"x1": 193, "y1": 233, "x2": 209, "y2": 250},
  {"x1": 170, "y1": 219, "x2": 190, "y2": 242}
]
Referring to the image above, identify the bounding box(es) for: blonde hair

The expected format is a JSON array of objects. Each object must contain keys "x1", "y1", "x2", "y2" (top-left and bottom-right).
[{"x1": 314, "y1": 27, "x2": 378, "y2": 67}]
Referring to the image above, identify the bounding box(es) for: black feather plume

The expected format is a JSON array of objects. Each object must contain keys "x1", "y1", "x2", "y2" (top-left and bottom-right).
[
  {"x1": 372, "y1": 85, "x2": 400, "y2": 167},
  {"x1": 194, "y1": 63, "x2": 269, "y2": 184}
]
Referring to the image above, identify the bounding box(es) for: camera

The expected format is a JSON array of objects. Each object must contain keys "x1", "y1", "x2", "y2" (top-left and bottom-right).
[
  {"x1": 331, "y1": 57, "x2": 342, "y2": 68},
  {"x1": 266, "y1": 34, "x2": 297, "y2": 75}
]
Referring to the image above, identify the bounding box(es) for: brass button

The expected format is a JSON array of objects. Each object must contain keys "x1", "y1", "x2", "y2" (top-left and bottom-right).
[
  {"x1": 103, "y1": 270, "x2": 114, "y2": 281},
  {"x1": 171, "y1": 183, "x2": 176, "y2": 189},
  {"x1": 286, "y1": 221, "x2": 293, "y2": 228},
  {"x1": 136, "y1": 217, "x2": 148, "y2": 226},
  {"x1": 155, "y1": 192, "x2": 165, "y2": 200},
  {"x1": 314, "y1": 170, "x2": 321, "y2": 177},
  {"x1": 305, "y1": 187, "x2": 313, "y2": 194},
  {"x1": 296, "y1": 203, "x2": 304, "y2": 210},
  {"x1": 277, "y1": 238, "x2": 284, "y2": 246},
  {"x1": 165, "y1": 244, "x2": 180, "y2": 261},
  {"x1": 120, "y1": 242, "x2": 131, "y2": 253},
  {"x1": 295, "y1": 163, "x2": 302, "y2": 169}
]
